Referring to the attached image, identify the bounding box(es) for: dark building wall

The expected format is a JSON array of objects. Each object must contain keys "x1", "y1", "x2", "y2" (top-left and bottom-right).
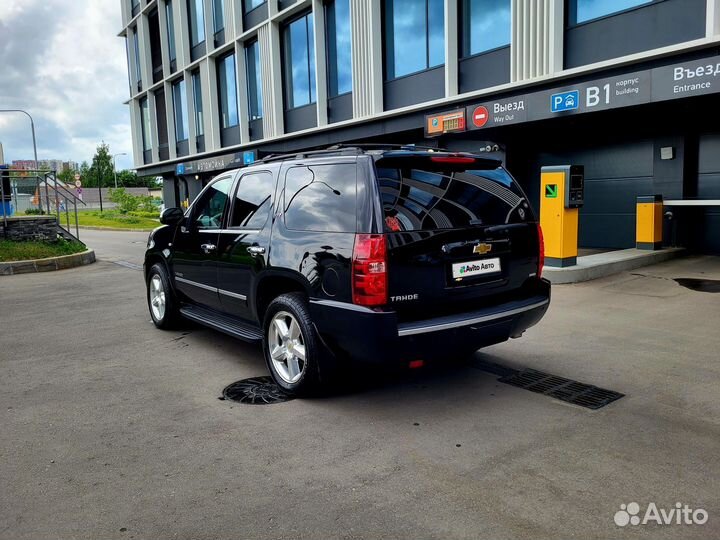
[
  {"x1": 565, "y1": 0, "x2": 706, "y2": 68},
  {"x1": 698, "y1": 133, "x2": 720, "y2": 252}
]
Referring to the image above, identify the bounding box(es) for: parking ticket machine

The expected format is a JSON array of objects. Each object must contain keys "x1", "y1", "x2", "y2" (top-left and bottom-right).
[{"x1": 540, "y1": 165, "x2": 585, "y2": 267}]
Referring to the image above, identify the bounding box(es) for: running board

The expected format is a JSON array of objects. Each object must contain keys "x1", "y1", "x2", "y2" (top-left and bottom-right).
[{"x1": 180, "y1": 305, "x2": 263, "y2": 343}]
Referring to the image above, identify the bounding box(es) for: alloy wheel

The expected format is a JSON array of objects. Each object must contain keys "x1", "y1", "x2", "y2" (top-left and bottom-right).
[{"x1": 268, "y1": 311, "x2": 306, "y2": 384}]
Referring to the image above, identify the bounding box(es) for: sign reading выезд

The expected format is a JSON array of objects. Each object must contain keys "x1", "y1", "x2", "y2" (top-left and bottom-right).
[{"x1": 461, "y1": 54, "x2": 720, "y2": 131}]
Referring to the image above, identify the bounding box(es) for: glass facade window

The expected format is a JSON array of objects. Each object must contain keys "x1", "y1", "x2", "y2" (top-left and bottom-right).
[
  {"x1": 192, "y1": 70, "x2": 204, "y2": 136},
  {"x1": 283, "y1": 13, "x2": 316, "y2": 109},
  {"x1": 140, "y1": 97, "x2": 151, "y2": 151},
  {"x1": 188, "y1": 0, "x2": 206, "y2": 46},
  {"x1": 244, "y1": 0, "x2": 265, "y2": 13},
  {"x1": 133, "y1": 27, "x2": 142, "y2": 85},
  {"x1": 172, "y1": 79, "x2": 189, "y2": 142},
  {"x1": 166, "y1": 0, "x2": 176, "y2": 61},
  {"x1": 217, "y1": 54, "x2": 239, "y2": 128},
  {"x1": 384, "y1": 0, "x2": 444, "y2": 80},
  {"x1": 325, "y1": 0, "x2": 352, "y2": 97},
  {"x1": 212, "y1": 0, "x2": 225, "y2": 32},
  {"x1": 245, "y1": 40, "x2": 263, "y2": 120},
  {"x1": 573, "y1": 0, "x2": 653, "y2": 24},
  {"x1": 461, "y1": 0, "x2": 510, "y2": 57}
]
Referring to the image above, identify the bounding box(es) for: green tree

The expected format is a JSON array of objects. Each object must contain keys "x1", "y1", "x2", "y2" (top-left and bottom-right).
[
  {"x1": 57, "y1": 168, "x2": 75, "y2": 185},
  {"x1": 86, "y1": 143, "x2": 113, "y2": 188}
]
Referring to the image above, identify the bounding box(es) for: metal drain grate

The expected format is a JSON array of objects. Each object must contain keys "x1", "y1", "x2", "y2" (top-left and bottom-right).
[
  {"x1": 498, "y1": 370, "x2": 623, "y2": 409},
  {"x1": 220, "y1": 376, "x2": 292, "y2": 405}
]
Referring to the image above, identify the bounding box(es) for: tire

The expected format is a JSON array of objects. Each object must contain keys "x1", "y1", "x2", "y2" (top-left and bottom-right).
[
  {"x1": 146, "y1": 263, "x2": 181, "y2": 330},
  {"x1": 262, "y1": 293, "x2": 326, "y2": 396}
]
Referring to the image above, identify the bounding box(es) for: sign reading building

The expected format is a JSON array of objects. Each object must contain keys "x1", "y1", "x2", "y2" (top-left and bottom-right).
[{"x1": 456, "y1": 54, "x2": 720, "y2": 131}]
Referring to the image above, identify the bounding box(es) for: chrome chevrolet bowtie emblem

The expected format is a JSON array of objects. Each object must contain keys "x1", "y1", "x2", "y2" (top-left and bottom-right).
[{"x1": 473, "y1": 243, "x2": 492, "y2": 255}]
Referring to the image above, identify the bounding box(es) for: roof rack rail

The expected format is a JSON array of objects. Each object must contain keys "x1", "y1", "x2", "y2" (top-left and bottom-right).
[
  {"x1": 257, "y1": 147, "x2": 362, "y2": 163},
  {"x1": 326, "y1": 143, "x2": 450, "y2": 152},
  {"x1": 256, "y1": 143, "x2": 460, "y2": 164}
]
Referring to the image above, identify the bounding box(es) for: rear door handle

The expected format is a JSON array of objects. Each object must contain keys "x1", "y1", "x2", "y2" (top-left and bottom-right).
[
  {"x1": 247, "y1": 245, "x2": 266, "y2": 256},
  {"x1": 201, "y1": 243, "x2": 217, "y2": 254}
]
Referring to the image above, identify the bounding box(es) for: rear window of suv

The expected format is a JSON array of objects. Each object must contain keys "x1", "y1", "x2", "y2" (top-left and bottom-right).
[
  {"x1": 283, "y1": 163, "x2": 357, "y2": 232},
  {"x1": 375, "y1": 159, "x2": 531, "y2": 232}
]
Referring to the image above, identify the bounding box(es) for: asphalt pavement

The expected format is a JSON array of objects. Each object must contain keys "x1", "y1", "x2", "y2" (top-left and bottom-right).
[{"x1": 1, "y1": 229, "x2": 718, "y2": 539}]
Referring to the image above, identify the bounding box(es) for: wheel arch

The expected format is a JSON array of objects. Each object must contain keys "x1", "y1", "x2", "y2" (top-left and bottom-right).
[{"x1": 254, "y1": 271, "x2": 311, "y2": 323}]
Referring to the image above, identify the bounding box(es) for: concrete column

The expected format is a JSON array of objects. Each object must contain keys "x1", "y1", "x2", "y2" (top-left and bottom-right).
[
  {"x1": 202, "y1": 57, "x2": 222, "y2": 151},
  {"x1": 350, "y1": 0, "x2": 383, "y2": 118},
  {"x1": 137, "y1": 14, "x2": 152, "y2": 87},
  {"x1": 708, "y1": 0, "x2": 720, "y2": 37},
  {"x1": 444, "y1": 0, "x2": 458, "y2": 97},
  {"x1": 175, "y1": 0, "x2": 190, "y2": 70},
  {"x1": 259, "y1": 22, "x2": 285, "y2": 137},
  {"x1": 312, "y1": 0, "x2": 328, "y2": 126},
  {"x1": 157, "y1": 0, "x2": 171, "y2": 79},
  {"x1": 511, "y1": 0, "x2": 563, "y2": 82},
  {"x1": 129, "y1": 99, "x2": 143, "y2": 168}
]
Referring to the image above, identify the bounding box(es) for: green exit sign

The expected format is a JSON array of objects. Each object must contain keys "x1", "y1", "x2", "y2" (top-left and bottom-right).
[{"x1": 545, "y1": 184, "x2": 558, "y2": 198}]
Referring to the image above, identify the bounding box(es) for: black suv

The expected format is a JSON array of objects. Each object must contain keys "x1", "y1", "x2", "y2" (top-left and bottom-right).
[{"x1": 144, "y1": 146, "x2": 550, "y2": 395}]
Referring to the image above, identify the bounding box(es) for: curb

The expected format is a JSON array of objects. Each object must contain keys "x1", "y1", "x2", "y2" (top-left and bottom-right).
[
  {"x1": 77, "y1": 226, "x2": 156, "y2": 232},
  {"x1": 543, "y1": 248, "x2": 685, "y2": 284},
  {"x1": 0, "y1": 249, "x2": 96, "y2": 276}
]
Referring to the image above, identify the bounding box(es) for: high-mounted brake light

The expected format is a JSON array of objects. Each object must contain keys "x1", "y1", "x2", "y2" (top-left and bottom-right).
[
  {"x1": 537, "y1": 224, "x2": 545, "y2": 278},
  {"x1": 430, "y1": 156, "x2": 476, "y2": 164},
  {"x1": 352, "y1": 234, "x2": 387, "y2": 306}
]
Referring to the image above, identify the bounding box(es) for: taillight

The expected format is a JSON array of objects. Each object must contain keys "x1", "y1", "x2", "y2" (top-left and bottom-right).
[
  {"x1": 537, "y1": 223, "x2": 545, "y2": 278},
  {"x1": 430, "y1": 156, "x2": 476, "y2": 164},
  {"x1": 352, "y1": 234, "x2": 387, "y2": 306}
]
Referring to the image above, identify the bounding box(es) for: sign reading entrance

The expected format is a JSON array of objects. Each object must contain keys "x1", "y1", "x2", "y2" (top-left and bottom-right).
[{"x1": 545, "y1": 184, "x2": 558, "y2": 198}]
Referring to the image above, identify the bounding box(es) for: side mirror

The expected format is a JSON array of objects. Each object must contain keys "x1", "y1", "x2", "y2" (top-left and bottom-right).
[{"x1": 160, "y1": 207, "x2": 185, "y2": 226}]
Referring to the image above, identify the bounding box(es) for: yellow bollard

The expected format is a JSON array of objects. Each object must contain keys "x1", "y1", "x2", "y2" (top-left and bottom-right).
[
  {"x1": 540, "y1": 165, "x2": 584, "y2": 267},
  {"x1": 636, "y1": 195, "x2": 663, "y2": 250}
]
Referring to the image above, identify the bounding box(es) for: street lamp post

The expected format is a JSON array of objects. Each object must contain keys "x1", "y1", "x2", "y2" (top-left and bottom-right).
[
  {"x1": 0, "y1": 110, "x2": 38, "y2": 172},
  {"x1": 112, "y1": 152, "x2": 128, "y2": 189}
]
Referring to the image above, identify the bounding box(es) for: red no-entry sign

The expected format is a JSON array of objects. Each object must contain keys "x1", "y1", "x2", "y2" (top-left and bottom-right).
[{"x1": 472, "y1": 106, "x2": 489, "y2": 128}]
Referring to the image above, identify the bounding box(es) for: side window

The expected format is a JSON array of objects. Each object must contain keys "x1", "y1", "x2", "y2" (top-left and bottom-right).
[
  {"x1": 283, "y1": 163, "x2": 357, "y2": 232},
  {"x1": 229, "y1": 171, "x2": 273, "y2": 229},
  {"x1": 192, "y1": 176, "x2": 233, "y2": 229}
]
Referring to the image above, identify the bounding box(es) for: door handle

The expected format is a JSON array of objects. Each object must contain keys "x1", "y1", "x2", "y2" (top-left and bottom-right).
[
  {"x1": 247, "y1": 245, "x2": 266, "y2": 256},
  {"x1": 201, "y1": 243, "x2": 217, "y2": 254}
]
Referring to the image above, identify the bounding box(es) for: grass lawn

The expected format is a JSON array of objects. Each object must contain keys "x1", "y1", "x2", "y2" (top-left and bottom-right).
[
  {"x1": 72, "y1": 210, "x2": 160, "y2": 230},
  {"x1": 0, "y1": 239, "x2": 87, "y2": 262}
]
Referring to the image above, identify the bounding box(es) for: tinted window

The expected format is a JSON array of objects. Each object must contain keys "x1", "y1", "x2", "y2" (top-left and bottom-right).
[
  {"x1": 193, "y1": 177, "x2": 233, "y2": 229},
  {"x1": 573, "y1": 0, "x2": 652, "y2": 24},
  {"x1": 326, "y1": 0, "x2": 352, "y2": 96},
  {"x1": 284, "y1": 164, "x2": 356, "y2": 232},
  {"x1": 172, "y1": 79, "x2": 189, "y2": 142},
  {"x1": 384, "y1": 0, "x2": 444, "y2": 79},
  {"x1": 461, "y1": 0, "x2": 510, "y2": 57},
  {"x1": 188, "y1": 0, "x2": 206, "y2": 46},
  {"x1": 218, "y1": 53, "x2": 239, "y2": 128},
  {"x1": 376, "y1": 166, "x2": 530, "y2": 231},
  {"x1": 245, "y1": 40, "x2": 263, "y2": 119},
  {"x1": 230, "y1": 172, "x2": 273, "y2": 229},
  {"x1": 166, "y1": 0, "x2": 177, "y2": 61},
  {"x1": 283, "y1": 13, "x2": 316, "y2": 108}
]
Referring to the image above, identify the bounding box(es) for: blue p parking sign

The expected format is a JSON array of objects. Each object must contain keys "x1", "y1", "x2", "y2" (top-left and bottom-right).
[{"x1": 551, "y1": 90, "x2": 579, "y2": 113}]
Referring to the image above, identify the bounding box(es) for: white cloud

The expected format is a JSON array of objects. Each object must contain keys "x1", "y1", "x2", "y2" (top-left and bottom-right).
[{"x1": 0, "y1": 0, "x2": 134, "y2": 170}]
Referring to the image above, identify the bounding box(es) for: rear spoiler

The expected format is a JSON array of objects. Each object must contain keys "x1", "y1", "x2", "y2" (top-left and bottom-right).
[{"x1": 375, "y1": 151, "x2": 502, "y2": 170}]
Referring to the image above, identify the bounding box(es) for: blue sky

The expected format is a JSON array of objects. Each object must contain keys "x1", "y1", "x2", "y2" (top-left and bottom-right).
[{"x1": 0, "y1": 0, "x2": 134, "y2": 170}]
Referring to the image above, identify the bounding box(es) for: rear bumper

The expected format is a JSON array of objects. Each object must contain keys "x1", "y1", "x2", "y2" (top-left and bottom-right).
[{"x1": 309, "y1": 281, "x2": 550, "y2": 364}]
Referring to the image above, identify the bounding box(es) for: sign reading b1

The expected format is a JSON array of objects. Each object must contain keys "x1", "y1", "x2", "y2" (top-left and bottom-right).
[{"x1": 551, "y1": 90, "x2": 579, "y2": 112}]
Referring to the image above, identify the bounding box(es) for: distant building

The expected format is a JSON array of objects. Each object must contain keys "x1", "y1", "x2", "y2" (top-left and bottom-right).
[
  {"x1": 121, "y1": 0, "x2": 720, "y2": 253},
  {"x1": 11, "y1": 159, "x2": 79, "y2": 172}
]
